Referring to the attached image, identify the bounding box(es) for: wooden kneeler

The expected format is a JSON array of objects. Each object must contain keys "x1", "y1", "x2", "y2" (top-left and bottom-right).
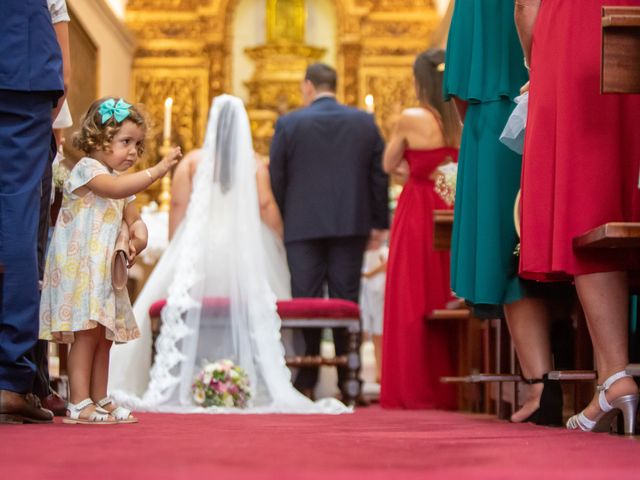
[
  {"x1": 428, "y1": 308, "x2": 519, "y2": 417},
  {"x1": 277, "y1": 298, "x2": 362, "y2": 407}
]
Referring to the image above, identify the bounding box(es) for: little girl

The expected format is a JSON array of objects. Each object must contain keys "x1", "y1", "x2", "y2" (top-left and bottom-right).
[
  {"x1": 360, "y1": 233, "x2": 388, "y2": 384},
  {"x1": 40, "y1": 97, "x2": 181, "y2": 424}
]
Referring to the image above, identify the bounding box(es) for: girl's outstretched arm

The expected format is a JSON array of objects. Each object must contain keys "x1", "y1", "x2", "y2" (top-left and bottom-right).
[{"x1": 86, "y1": 147, "x2": 181, "y2": 200}]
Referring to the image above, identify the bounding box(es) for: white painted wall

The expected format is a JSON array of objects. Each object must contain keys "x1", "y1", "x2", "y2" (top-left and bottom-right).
[
  {"x1": 306, "y1": 0, "x2": 337, "y2": 67},
  {"x1": 68, "y1": 0, "x2": 135, "y2": 97},
  {"x1": 232, "y1": 0, "x2": 266, "y2": 101},
  {"x1": 435, "y1": 0, "x2": 450, "y2": 16},
  {"x1": 105, "y1": 0, "x2": 126, "y2": 18}
]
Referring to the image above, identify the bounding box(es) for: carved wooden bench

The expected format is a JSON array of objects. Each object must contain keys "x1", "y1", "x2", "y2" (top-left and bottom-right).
[{"x1": 433, "y1": 209, "x2": 454, "y2": 251}]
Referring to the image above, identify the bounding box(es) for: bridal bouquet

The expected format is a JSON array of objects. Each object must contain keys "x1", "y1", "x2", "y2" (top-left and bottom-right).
[
  {"x1": 434, "y1": 161, "x2": 458, "y2": 206},
  {"x1": 192, "y1": 359, "x2": 251, "y2": 408}
]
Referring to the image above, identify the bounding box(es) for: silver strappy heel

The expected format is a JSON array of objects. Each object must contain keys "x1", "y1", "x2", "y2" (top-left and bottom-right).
[{"x1": 566, "y1": 370, "x2": 638, "y2": 435}]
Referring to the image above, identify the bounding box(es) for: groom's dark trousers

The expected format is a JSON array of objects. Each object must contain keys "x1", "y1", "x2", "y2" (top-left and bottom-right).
[
  {"x1": 0, "y1": 92, "x2": 60, "y2": 394},
  {"x1": 286, "y1": 236, "x2": 368, "y2": 392},
  {"x1": 0, "y1": 0, "x2": 63, "y2": 395}
]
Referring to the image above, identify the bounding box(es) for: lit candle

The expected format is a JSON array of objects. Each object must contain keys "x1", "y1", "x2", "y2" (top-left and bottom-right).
[
  {"x1": 163, "y1": 97, "x2": 173, "y2": 143},
  {"x1": 364, "y1": 94, "x2": 375, "y2": 114}
]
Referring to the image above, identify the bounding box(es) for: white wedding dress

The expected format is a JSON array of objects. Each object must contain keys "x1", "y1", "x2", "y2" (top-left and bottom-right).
[{"x1": 108, "y1": 95, "x2": 348, "y2": 414}]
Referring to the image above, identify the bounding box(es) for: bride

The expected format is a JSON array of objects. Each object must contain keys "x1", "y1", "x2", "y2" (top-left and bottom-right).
[{"x1": 108, "y1": 95, "x2": 347, "y2": 413}]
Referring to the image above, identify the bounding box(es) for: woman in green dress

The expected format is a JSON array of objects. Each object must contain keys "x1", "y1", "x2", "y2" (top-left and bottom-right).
[{"x1": 444, "y1": 0, "x2": 562, "y2": 425}]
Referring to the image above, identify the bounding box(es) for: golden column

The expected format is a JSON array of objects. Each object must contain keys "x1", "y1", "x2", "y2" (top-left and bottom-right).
[{"x1": 244, "y1": 0, "x2": 326, "y2": 154}]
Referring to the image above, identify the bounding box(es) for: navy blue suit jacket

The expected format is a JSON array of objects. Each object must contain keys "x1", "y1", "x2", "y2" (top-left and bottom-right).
[
  {"x1": 269, "y1": 96, "x2": 389, "y2": 243},
  {"x1": 0, "y1": 0, "x2": 63, "y2": 92}
]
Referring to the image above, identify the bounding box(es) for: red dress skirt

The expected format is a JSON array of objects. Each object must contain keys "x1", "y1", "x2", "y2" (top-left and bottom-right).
[
  {"x1": 520, "y1": 0, "x2": 640, "y2": 281},
  {"x1": 381, "y1": 148, "x2": 457, "y2": 409}
]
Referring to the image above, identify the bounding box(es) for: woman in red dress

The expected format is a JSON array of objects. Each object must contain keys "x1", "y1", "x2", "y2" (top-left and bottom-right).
[
  {"x1": 380, "y1": 49, "x2": 461, "y2": 409},
  {"x1": 517, "y1": 0, "x2": 640, "y2": 433}
]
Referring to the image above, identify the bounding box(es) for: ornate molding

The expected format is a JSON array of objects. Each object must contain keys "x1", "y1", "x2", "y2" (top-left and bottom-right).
[{"x1": 124, "y1": 0, "x2": 443, "y2": 162}]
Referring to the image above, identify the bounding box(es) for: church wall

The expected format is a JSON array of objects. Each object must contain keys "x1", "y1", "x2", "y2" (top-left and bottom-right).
[
  {"x1": 231, "y1": 0, "x2": 266, "y2": 102},
  {"x1": 68, "y1": 0, "x2": 135, "y2": 99},
  {"x1": 306, "y1": 0, "x2": 337, "y2": 69}
]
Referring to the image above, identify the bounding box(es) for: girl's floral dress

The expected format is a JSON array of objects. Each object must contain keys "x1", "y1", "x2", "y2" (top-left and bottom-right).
[{"x1": 40, "y1": 157, "x2": 140, "y2": 344}]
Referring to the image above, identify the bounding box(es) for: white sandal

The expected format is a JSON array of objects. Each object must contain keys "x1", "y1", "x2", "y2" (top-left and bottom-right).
[
  {"x1": 566, "y1": 370, "x2": 638, "y2": 435},
  {"x1": 96, "y1": 397, "x2": 138, "y2": 424},
  {"x1": 63, "y1": 398, "x2": 117, "y2": 425}
]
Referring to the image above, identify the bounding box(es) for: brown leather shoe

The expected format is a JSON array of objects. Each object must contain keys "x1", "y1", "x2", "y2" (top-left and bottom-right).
[
  {"x1": 0, "y1": 390, "x2": 54, "y2": 424},
  {"x1": 41, "y1": 392, "x2": 67, "y2": 417}
]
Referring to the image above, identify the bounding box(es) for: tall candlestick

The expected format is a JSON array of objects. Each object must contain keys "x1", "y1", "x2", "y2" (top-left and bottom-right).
[
  {"x1": 163, "y1": 97, "x2": 173, "y2": 143},
  {"x1": 364, "y1": 94, "x2": 375, "y2": 114}
]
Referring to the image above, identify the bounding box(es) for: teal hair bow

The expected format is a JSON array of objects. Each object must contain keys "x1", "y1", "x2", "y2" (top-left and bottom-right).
[{"x1": 98, "y1": 98, "x2": 132, "y2": 124}]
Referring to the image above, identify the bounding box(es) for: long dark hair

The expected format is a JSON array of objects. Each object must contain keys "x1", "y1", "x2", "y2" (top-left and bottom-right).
[{"x1": 413, "y1": 49, "x2": 461, "y2": 147}]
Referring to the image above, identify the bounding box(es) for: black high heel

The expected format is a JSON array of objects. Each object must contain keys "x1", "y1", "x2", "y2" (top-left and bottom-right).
[{"x1": 518, "y1": 373, "x2": 563, "y2": 427}]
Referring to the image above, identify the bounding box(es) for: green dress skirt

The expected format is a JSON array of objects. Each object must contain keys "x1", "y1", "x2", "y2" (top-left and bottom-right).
[{"x1": 444, "y1": 0, "x2": 529, "y2": 307}]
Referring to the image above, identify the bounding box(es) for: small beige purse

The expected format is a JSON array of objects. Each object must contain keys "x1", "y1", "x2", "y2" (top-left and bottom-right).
[{"x1": 112, "y1": 221, "x2": 129, "y2": 292}]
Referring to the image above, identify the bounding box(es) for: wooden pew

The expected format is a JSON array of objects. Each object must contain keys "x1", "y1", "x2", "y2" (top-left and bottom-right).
[
  {"x1": 601, "y1": 6, "x2": 640, "y2": 93},
  {"x1": 573, "y1": 223, "x2": 640, "y2": 249},
  {"x1": 433, "y1": 210, "x2": 454, "y2": 251}
]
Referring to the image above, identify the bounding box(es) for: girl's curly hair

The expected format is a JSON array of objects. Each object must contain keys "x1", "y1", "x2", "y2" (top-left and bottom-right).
[{"x1": 72, "y1": 97, "x2": 149, "y2": 156}]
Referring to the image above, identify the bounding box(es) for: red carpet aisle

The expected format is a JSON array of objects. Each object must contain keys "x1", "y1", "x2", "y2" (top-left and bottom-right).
[{"x1": 1, "y1": 407, "x2": 639, "y2": 480}]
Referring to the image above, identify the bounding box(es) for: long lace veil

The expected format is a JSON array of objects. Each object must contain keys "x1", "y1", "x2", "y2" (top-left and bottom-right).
[{"x1": 110, "y1": 95, "x2": 348, "y2": 413}]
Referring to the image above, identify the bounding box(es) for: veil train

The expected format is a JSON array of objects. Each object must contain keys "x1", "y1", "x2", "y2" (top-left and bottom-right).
[{"x1": 108, "y1": 95, "x2": 349, "y2": 414}]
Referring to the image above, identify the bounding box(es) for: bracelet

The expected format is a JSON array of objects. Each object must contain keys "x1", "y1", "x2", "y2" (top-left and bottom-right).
[
  {"x1": 145, "y1": 169, "x2": 154, "y2": 181},
  {"x1": 523, "y1": 57, "x2": 531, "y2": 71}
]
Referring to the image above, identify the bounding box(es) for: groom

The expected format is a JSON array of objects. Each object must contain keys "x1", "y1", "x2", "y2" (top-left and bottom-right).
[{"x1": 269, "y1": 63, "x2": 389, "y2": 400}]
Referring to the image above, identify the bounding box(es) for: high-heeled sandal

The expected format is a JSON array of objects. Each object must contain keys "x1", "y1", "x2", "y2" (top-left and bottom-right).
[
  {"x1": 62, "y1": 398, "x2": 117, "y2": 425},
  {"x1": 566, "y1": 370, "x2": 638, "y2": 435},
  {"x1": 96, "y1": 397, "x2": 137, "y2": 424},
  {"x1": 516, "y1": 373, "x2": 563, "y2": 427}
]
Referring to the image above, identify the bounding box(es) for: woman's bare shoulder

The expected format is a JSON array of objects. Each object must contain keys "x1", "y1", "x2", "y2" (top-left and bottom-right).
[
  {"x1": 403, "y1": 107, "x2": 438, "y2": 121},
  {"x1": 174, "y1": 148, "x2": 202, "y2": 178},
  {"x1": 182, "y1": 148, "x2": 203, "y2": 165},
  {"x1": 398, "y1": 107, "x2": 438, "y2": 131}
]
